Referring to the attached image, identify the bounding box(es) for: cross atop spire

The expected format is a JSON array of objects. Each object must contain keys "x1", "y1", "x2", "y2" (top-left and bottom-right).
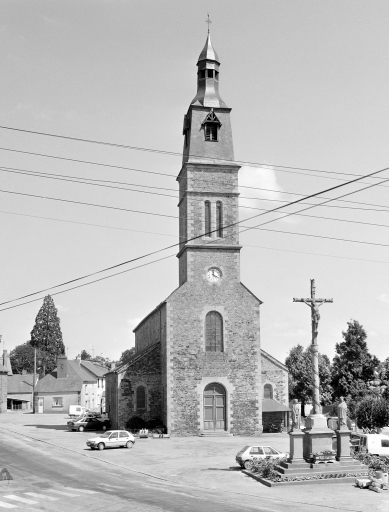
[{"x1": 205, "y1": 14, "x2": 212, "y2": 34}]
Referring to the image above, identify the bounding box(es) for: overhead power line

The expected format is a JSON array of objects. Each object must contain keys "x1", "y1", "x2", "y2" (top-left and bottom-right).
[
  {"x1": 1, "y1": 126, "x2": 388, "y2": 182},
  {"x1": 1, "y1": 162, "x2": 389, "y2": 311},
  {"x1": 2, "y1": 164, "x2": 389, "y2": 213}
]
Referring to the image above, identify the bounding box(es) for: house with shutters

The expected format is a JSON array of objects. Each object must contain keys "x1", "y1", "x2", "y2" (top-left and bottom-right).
[{"x1": 34, "y1": 355, "x2": 108, "y2": 414}]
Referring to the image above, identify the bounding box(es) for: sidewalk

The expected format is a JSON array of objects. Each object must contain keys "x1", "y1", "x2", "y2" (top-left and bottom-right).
[{"x1": 0, "y1": 412, "x2": 388, "y2": 512}]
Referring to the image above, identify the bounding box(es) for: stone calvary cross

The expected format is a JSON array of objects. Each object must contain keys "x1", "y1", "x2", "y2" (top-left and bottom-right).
[{"x1": 293, "y1": 279, "x2": 333, "y2": 420}]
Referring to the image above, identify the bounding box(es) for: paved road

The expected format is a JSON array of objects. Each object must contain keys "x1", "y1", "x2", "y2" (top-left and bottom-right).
[
  {"x1": 0, "y1": 414, "x2": 389, "y2": 511},
  {"x1": 0, "y1": 429, "x2": 283, "y2": 512}
]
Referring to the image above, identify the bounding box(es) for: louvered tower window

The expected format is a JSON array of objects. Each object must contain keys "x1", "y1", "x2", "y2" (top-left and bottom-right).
[
  {"x1": 205, "y1": 311, "x2": 223, "y2": 352},
  {"x1": 204, "y1": 201, "x2": 211, "y2": 236},
  {"x1": 216, "y1": 201, "x2": 223, "y2": 237},
  {"x1": 202, "y1": 109, "x2": 221, "y2": 142}
]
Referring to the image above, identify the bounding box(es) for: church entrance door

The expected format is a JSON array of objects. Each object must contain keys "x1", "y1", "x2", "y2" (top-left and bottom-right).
[{"x1": 203, "y1": 383, "x2": 226, "y2": 431}]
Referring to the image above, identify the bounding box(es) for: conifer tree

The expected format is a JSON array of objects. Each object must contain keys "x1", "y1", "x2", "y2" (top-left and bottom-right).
[{"x1": 29, "y1": 295, "x2": 65, "y2": 375}]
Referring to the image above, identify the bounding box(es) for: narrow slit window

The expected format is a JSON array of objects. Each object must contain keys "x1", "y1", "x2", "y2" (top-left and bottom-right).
[
  {"x1": 136, "y1": 386, "x2": 146, "y2": 410},
  {"x1": 216, "y1": 201, "x2": 223, "y2": 237},
  {"x1": 205, "y1": 311, "x2": 223, "y2": 352},
  {"x1": 205, "y1": 201, "x2": 211, "y2": 236}
]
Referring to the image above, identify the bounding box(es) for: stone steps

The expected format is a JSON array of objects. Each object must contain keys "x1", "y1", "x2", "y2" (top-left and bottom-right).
[{"x1": 275, "y1": 459, "x2": 368, "y2": 478}]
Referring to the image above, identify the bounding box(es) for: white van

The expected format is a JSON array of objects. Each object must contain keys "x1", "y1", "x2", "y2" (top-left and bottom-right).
[
  {"x1": 353, "y1": 434, "x2": 389, "y2": 456},
  {"x1": 69, "y1": 405, "x2": 86, "y2": 418}
]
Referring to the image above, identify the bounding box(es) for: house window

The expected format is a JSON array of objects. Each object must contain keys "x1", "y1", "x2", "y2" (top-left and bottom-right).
[
  {"x1": 264, "y1": 384, "x2": 273, "y2": 399},
  {"x1": 205, "y1": 201, "x2": 211, "y2": 236},
  {"x1": 136, "y1": 386, "x2": 146, "y2": 410},
  {"x1": 216, "y1": 201, "x2": 223, "y2": 237},
  {"x1": 205, "y1": 311, "x2": 223, "y2": 352},
  {"x1": 52, "y1": 397, "x2": 63, "y2": 408}
]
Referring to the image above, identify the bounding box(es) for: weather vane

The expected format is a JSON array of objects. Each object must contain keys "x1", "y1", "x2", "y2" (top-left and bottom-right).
[{"x1": 206, "y1": 13, "x2": 212, "y2": 34}]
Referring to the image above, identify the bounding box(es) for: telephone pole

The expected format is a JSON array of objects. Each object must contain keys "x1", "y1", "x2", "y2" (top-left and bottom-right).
[{"x1": 293, "y1": 279, "x2": 333, "y2": 427}]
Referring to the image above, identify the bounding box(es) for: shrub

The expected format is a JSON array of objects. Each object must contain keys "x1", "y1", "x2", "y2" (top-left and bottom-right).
[
  {"x1": 125, "y1": 416, "x2": 146, "y2": 430},
  {"x1": 356, "y1": 398, "x2": 389, "y2": 430},
  {"x1": 251, "y1": 457, "x2": 287, "y2": 481},
  {"x1": 263, "y1": 421, "x2": 283, "y2": 433}
]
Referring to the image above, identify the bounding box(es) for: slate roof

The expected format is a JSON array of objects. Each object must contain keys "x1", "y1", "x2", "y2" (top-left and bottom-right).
[
  {"x1": 35, "y1": 359, "x2": 95, "y2": 393},
  {"x1": 80, "y1": 360, "x2": 109, "y2": 378},
  {"x1": 262, "y1": 398, "x2": 290, "y2": 413},
  {"x1": 7, "y1": 374, "x2": 33, "y2": 393}
]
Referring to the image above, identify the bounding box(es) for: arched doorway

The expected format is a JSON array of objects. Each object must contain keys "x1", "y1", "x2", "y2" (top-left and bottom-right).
[{"x1": 203, "y1": 383, "x2": 226, "y2": 431}]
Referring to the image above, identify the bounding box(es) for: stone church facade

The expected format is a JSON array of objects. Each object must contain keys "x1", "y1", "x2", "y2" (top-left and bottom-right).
[{"x1": 106, "y1": 34, "x2": 288, "y2": 436}]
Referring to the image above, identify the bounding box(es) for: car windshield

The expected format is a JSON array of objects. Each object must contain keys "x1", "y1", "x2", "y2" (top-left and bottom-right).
[{"x1": 100, "y1": 431, "x2": 113, "y2": 438}]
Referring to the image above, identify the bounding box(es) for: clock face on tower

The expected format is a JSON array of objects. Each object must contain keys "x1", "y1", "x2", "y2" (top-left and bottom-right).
[{"x1": 207, "y1": 267, "x2": 222, "y2": 282}]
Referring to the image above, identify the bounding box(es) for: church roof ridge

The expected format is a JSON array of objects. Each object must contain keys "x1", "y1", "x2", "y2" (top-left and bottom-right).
[{"x1": 261, "y1": 348, "x2": 288, "y2": 371}]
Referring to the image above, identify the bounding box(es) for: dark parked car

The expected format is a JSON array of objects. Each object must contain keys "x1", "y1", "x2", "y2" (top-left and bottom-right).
[{"x1": 67, "y1": 413, "x2": 111, "y2": 432}]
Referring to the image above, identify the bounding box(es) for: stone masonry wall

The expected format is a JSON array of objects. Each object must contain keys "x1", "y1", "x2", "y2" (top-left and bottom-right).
[
  {"x1": 261, "y1": 354, "x2": 288, "y2": 406},
  {"x1": 135, "y1": 304, "x2": 166, "y2": 353},
  {"x1": 0, "y1": 372, "x2": 7, "y2": 413},
  {"x1": 118, "y1": 345, "x2": 162, "y2": 430},
  {"x1": 166, "y1": 248, "x2": 262, "y2": 436}
]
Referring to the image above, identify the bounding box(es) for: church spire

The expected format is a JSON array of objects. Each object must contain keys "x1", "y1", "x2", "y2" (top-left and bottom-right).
[{"x1": 191, "y1": 32, "x2": 227, "y2": 108}]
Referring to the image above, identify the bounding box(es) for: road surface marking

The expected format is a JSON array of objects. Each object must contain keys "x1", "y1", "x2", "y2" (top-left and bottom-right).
[
  {"x1": 64, "y1": 488, "x2": 98, "y2": 494},
  {"x1": 97, "y1": 483, "x2": 124, "y2": 489},
  {"x1": 2, "y1": 495, "x2": 38, "y2": 504},
  {"x1": 24, "y1": 492, "x2": 59, "y2": 501},
  {"x1": 0, "y1": 502, "x2": 17, "y2": 509},
  {"x1": 46, "y1": 489, "x2": 81, "y2": 497}
]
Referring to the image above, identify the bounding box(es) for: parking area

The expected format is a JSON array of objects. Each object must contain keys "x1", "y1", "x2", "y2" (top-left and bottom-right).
[{"x1": 1, "y1": 412, "x2": 389, "y2": 511}]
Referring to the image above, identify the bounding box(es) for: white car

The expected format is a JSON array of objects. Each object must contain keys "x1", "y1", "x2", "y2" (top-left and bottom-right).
[
  {"x1": 86, "y1": 430, "x2": 135, "y2": 450},
  {"x1": 236, "y1": 445, "x2": 289, "y2": 469}
]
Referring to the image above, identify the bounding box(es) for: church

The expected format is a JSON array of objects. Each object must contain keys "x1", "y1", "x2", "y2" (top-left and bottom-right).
[{"x1": 106, "y1": 33, "x2": 289, "y2": 436}]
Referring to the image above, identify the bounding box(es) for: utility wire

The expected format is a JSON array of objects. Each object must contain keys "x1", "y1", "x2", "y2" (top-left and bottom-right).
[
  {"x1": 2, "y1": 164, "x2": 389, "y2": 212},
  {"x1": 2, "y1": 166, "x2": 389, "y2": 217},
  {"x1": 1, "y1": 126, "x2": 388, "y2": 183},
  {"x1": 1, "y1": 162, "x2": 389, "y2": 310}
]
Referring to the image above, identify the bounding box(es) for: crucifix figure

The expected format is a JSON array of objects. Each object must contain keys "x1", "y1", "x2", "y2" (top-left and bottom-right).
[{"x1": 293, "y1": 279, "x2": 333, "y2": 417}]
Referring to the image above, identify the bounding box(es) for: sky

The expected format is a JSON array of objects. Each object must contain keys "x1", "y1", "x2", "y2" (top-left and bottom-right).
[{"x1": 1, "y1": 1, "x2": 389, "y2": 365}]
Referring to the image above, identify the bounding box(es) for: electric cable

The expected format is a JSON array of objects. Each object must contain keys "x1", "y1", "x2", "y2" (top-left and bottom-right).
[
  {"x1": 2, "y1": 164, "x2": 389, "y2": 212},
  {"x1": 1, "y1": 162, "x2": 389, "y2": 310}
]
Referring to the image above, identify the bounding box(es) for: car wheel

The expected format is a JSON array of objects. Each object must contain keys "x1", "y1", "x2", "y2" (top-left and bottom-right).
[
  {"x1": 126, "y1": 441, "x2": 134, "y2": 449},
  {"x1": 244, "y1": 460, "x2": 252, "y2": 470},
  {"x1": 97, "y1": 443, "x2": 105, "y2": 451},
  {"x1": 78, "y1": 426, "x2": 85, "y2": 432}
]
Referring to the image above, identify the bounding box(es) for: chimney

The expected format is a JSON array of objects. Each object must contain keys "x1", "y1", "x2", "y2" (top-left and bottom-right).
[
  {"x1": 57, "y1": 354, "x2": 67, "y2": 379},
  {"x1": 3, "y1": 350, "x2": 12, "y2": 376}
]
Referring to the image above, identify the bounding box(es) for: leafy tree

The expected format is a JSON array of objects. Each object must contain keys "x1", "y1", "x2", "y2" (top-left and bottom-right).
[
  {"x1": 80, "y1": 350, "x2": 92, "y2": 360},
  {"x1": 119, "y1": 348, "x2": 136, "y2": 365},
  {"x1": 286, "y1": 344, "x2": 333, "y2": 416},
  {"x1": 332, "y1": 320, "x2": 377, "y2": 402},
  {"x1": 356, "y1": 398, "x2": 389, "y2": 430},
  {"x1": 10, "y1": 343, "x2": 35, "y2": 374},
  {"x1": 29, "y1": 295, "x2": 65, "y2": 376}
]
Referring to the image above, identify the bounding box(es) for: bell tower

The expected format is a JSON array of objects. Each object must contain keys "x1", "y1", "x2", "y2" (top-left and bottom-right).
[{"x1": 177, "y1": 33, "x2": 241, "y2": 286}]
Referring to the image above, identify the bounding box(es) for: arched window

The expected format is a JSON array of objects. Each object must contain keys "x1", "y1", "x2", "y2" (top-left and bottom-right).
[
  {"x1": 136, "y1": 385, "x2": 146, "y2": 410},
  {"x1": 205, "y1": 311, "x2": 223, "y2": 352},
  {"x1": 204, "y1": 201, "x2": 211, "y2": 236},
  {"x1": 216, "y1": 201, "x2": 223, "y2": 237},
  {"x1": 264, "y1": 384, "x2": 273, "y2": 399}
]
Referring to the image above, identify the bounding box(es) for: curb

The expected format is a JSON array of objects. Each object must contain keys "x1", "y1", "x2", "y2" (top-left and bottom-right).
[{"x1": 243, "y1": 470, "x2": 361, "y2": 487}]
